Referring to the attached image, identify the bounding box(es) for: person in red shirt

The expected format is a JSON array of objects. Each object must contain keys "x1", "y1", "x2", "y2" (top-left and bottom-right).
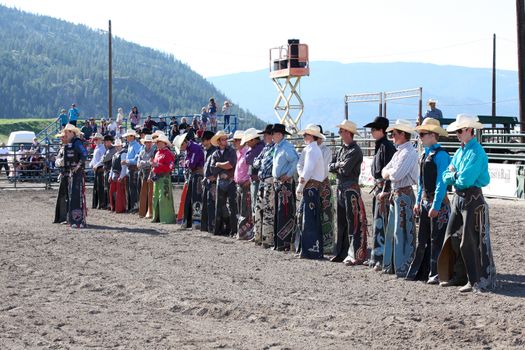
[{"x1": 151, "y1": 134, "x2": 176, "y2": 224}]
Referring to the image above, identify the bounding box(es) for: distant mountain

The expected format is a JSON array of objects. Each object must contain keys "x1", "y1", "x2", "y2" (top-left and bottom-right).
[
  {"x1": 0, "y1": 5, "x2": 265, "y2": 129},
  {"x1": 209, "y1": 61, "x2": 519, "y2": 130}
]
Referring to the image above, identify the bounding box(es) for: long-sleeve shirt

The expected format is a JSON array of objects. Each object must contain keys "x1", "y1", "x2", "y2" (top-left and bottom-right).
[
  {"x1": 298, "y1": 142, "x2": 325, "y2": 182},
  {"x1": 329, "y1": 141, "x2": 363, "y2": 187},
  {"x1": 89, "y1": 143, "x2": 106, "y2": 168},
  {"x1": 234, "y1": 146, "x2": 250, "y2": 184},
  {"x1": 424, "y1": 108, "x2": 443, "y2": 120},
  {"x1": 272, "y1": 139, "x2": 299, "y2": 179},
  {"x1": 138, "y1": 144, "x2": 156, "y2": 170},
  {"x1": 246, "y1": 140, "x2": 264, "y2": 177},
  {"x1": 152, "y1": 148, "x2": 174, "y2": 174},
  {"x1": 102, "y1": 146, "x2": 117, "y2": 171},
  {"x1": 417, "y1": 143, "x2": 450, "y2": 211},
  {"x1": 382, "y1": 141, "x2": 419, "y2": 190},
  {"x1": 253, "y1": 142, "x2": 274, "y2": 180},
  {"x1": 126, "y1": 140, "x2": 142, "y2": 166},
  {"x1": 371, "y1": 135, "x2": 397, "y2": 191},
  {"x1": 319, "y1": 143, "x2": 332, "y2": 180},
  {"x1": 443, "y1": 137, "x2": 490, "y2": 190},
  {"x1": 204, "y1": 146, "x2": 218, "y2": 178},
  {"x1": 185, "y1": 141, "x2": 205, "y2": 170},
  {"x1": 129, "y1": 112, "x2": 141, "y2": 125}
]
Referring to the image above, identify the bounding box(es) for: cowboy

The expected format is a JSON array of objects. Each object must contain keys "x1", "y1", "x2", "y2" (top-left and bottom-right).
[
  {"x1": 424, "y1": 99, "x2": 443, "y2": 120},
  {"x1": 101, "y1": 135, "x2": 117, "y2": 210},
  {"x1": 210, "y1": 130, "x2": 237, "y2": 236},
  {"x1": 121, "y1": 129, "x2": 142, "y2": 213},
  {"x1": 151, "y1": 134, "x2": 176, "y2": 224},
  {"x1": 316, "y1": 125, "x2": 334, "y2": 255},
  {"x1": 137, "y1": 134, "x2": 156, "y2": 218},
  {"x1": 252, "y1": 125, "x2": 275, "y2": 247},
  {"x1": 438, "y1": 114, "x2": 496, "y2": 292},
  {"x1": 406, "y1": 118, "x2": 450, "y2": 283},
  {"x1": 271, "y1": 123, "x2": 299, "y2": 251},
  {"x1": 295, "y1": 124, "x2": 325, "y2": 259},
  {"x1": 175, "y1": 132, "x2": 205, "y2": 229},
  {"x1": 53, "y1": 132, "x2": 69, "y2": 224},
  {"x1": 110, "y1": 139, "x2": 128, "y2": 213},
  {"x1": 363, "y1": 116, "x2": 397, "y2": 270},
  {"x1": 89, "y1": 133, "x2": 106, "y2": 209},
  {"x1": 381, "y1": 119, "x2": 419, "y2": 277},
  {"x1": 243, "y1": 128, "x2": 265, "y2": 217},
  {"x1": 201, "y1": 131, "x2": 217, "y2": 233},
  {"x1": 61, "y1": 124, "x2": 88, "y2": 228},
  {"x1": 329, "y1": 120, "x2": 368, "y2": 265},
  {"x1": 232, "y1": 130, "x2": 255, "y2": 240}
]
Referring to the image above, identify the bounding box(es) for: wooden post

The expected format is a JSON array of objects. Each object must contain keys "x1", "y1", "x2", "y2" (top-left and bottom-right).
[
  {"x1": 108, "y1": 20, "x2": 113, "y2": 120},
  {"x1": 492, "y1": 34, "x2": 497, "y2": 127}
]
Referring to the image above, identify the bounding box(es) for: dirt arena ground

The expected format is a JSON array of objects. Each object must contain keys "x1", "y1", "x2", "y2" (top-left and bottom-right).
[{"x1": 0, "y1": 188, "x2": 524, "y2": 349}]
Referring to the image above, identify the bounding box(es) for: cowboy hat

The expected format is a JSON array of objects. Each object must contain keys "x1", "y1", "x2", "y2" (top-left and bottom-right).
[
  {"x1": 427, "y1": 98, "x2": 438, "y2": 105},
  {"x1": 103, "y1": 135, "x2": 114, "y2": 142},
  {"x1": 201, "y1": 130, "x2": 215, "y2": 141},
  {"x1": 364, "y1": 116, "x2": 389, "y2": 131},
  {"x1": 298, "y1": 124, "x2": 325, "y2": 140},
  {"x1": 386, "y1": 119, "x2": 415, "y2": 134},
  {"x1": 173, "y1": 133, "x2": 188, "y2": 154},
  {"x1": 113, "y1": 139, "x2": 123, "y2": 147},
  {"x1": 90, "y1": 133, "x2": 104, "y2": 140},
  {"x1": 336, "y1": 120, "x2": 361, "y2": 136},
  {"x1": 62, "y1": 123, "x2": 81, "y2": 136},
  {"x1": 122, "y1": 130, "x2": 138, "y2": 138},
  {"x1": 271, "y1": 123, "x2": 291, "y2": 135},
  {"x1": 446, "y1": 114, "x2": 484, "y2": 132},
  {"x1": 258, "y1": 124, "x2": 273, "y2": 135},
  {"x1": 228, "y1": 130, "x2": 244, "y2": 141},
  {"x1": 211, "y1": 130, "x2": 230, "y2": 147},
  {"x1": 141, "y1": 134, "x2": 154, "y2": 144},
  {"x1": 415, "y1": 118, "x2": 448, "y2": 137},
  {"x1": 240, "y1": 128, "x2": 262, "y2": 146},
  {"x1": 155, "y1": 133, "x2": 172, "y2": 147},
  {"x1": 152, "y1": 130, "x2": 166, "y2": 139}
]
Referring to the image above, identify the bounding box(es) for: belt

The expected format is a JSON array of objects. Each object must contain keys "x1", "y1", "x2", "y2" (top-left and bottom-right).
[
  {"x1": 191, "y1": 167, "x2": 203, "y2": 175},
  {"x1": 393, "y1": 186, "x2": 413, "y2": 196},
  {"x1": 455, "y1": 187, "x2": 482, "y2": 198},
  {"x1": 219, "y1": 173, "x2": 231, "y2": 180},
  {"x1": 155, "y1": 172, "x2": 170, "y2": 178},
  {"x1": 305, "y1": 179, "x2": 322, "y2": 190},
  {"x1": 128, "y1": 165, "x2": 138, "y2": 170}
]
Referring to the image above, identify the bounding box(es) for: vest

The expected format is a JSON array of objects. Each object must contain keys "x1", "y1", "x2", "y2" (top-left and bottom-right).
[
  {"x1": 63, "y1": 138, "x2": 81, "y2": 169},
  {"x1": 420, "y1": 146, "x2": 448, "y2": 197}
]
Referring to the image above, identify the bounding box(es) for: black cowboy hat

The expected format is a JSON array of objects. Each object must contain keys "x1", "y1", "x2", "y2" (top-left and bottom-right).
[
  {"x1": 140, "y1": 127, "x2": 152, "y2": 135},
  {"x1": 270, "y1": 123, "x2": 291, "y2": 135},
  {"x1": 364, "y1": 116, "x2": 389, "y2": 131},
  {"x1": 103, "y1": 135, "x2": 114, "y2": 142},
  {"x1": 202, "y1": 130, "x2": 215, "y2": 141},
  {"x1": 258, "y1": 124, "x2": 273, "y2": 134}
]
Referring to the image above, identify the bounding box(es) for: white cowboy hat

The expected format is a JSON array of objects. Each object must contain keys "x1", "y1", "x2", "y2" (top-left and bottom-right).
[
  {"x1": 228, "y1": 130, "x2": 244, "y2": 141},
  {"x1": 152, "y1": 130, "x2": 166, "y2": 139},
  {"x1": 90, "y1": 133, "x2": 104, "y2": 140},
  {"x1": 446, "y1": 114, "x2": 484, "y2": 132},
  {"x1": 173, "y1": 133, "x2": 188, "y2": 154},
  {"x1": 298, "y1": 124, "x2": 326, "y2": 140},
  {"x1": 427, "y1": 98, "x2": 438, "y2": 105},
  {"x1": 141, "y1": 134, "x2": 154, "y2": 144},
  {"x1": 113, "y1": 139, "x2": 123, "y2": 147},
  {"x1": 122, "y1": 130, "x2": 138, "y2": 138},
  {"x1": 415, "y1": 118, "x2": 448, "y2": 137},
  {"x1": 62, "y1": 123, "x2": 81, "y2": 136},
  {"x1": 240, "y1": 128, "x2": 262, "y2": 146},
  {"x1": 336, "y1": 120, "x2": 361, "y2": 136},
  {"x1": 386, "y1": 119, "x2": 415, "y2": 134},
  {"x1": 155, "y1": 133, "x2": 172, "y2": 147},
  {"x1": 211, "y1": 130, "x2": 230, "y2": 147}
]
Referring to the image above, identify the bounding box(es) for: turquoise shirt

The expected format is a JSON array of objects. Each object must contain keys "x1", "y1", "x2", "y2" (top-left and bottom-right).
[
  {"x1": 443, "y1": 138, "x2": 490, "y2": 190},
  {"x1": 126, "y1": 139, "x2": 142, "y2": 166},
  {"x1": 272, "y1": 139, "x2": 299, "y2": 178},
  {"x1": 417, "y1": 143, "x2": 450, "y2": 211}
]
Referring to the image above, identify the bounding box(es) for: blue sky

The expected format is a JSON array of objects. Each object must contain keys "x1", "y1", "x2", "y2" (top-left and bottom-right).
[{"x1": 0, "y1": 0, "x2": 519, "y2": 77}]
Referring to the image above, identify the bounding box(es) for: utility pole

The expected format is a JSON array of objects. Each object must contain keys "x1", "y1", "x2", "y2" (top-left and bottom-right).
[
  {"x1": 517, "y1": 0, "x2": 525, "y2": 134},
  {"x1": 108, "y1": 20, "x2": 113, "y2": 120},
  {"x1": 492, "y1": 34, "x2": 496, "y2": 121}
]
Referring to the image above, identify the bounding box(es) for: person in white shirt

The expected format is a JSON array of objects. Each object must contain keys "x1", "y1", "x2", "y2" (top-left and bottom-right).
[
  {"x1": 107, "y1": 118, "x2": 117, "y2": 137},
  {"x1": 0, "y1": 142, "x2": 9, "y2": 176},
  {"x1": 317, "y1": 125, "x2": 334, "y2": 255},
  {"x1": 381, "y1": 119, "x2": 419, "y2": 277},
  {"x1": 89, "y1": 133, "x2": 106, "y2": 209},
  {"x1": 295, "y1": 124, "x2": 326, "y2": 259}
]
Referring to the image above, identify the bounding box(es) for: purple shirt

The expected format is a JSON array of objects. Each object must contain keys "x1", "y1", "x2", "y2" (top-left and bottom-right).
[
  {"x1": 245, "y1": 140, "x2": 264, "y2": 166},
  {"x1": 185, "y1": 141, "x2": 205, "y2": 170},
  {"x1": 234, "y1": 146, "x2": 250, "y2": 184}
]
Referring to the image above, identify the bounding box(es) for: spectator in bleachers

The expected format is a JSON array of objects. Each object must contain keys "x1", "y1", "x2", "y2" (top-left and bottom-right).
[
  {"x1": 424, "y1": 99, "x2": 443, "y2": 120},
  {"x1": 222, "y1": 100, "x2": 232, "y2": 132},
  {"x1": 58, "y1": 109, "x2": 69, "y2": 129},
  {"x1": 143, "y1": 115, "x2": 157, "y2": 131},
  {"x1": 179, "y1": 117, "x2": 189, "y2": 135},
  {"x1": 129, "y1": 106, "x2": 141, "y2": 130},
  {"x1": 200, "y1": 107, "x2": 209, "y2": 130},
  {"x1": 0, "y1": 142, "x2": 9, "y2": 176},
  {"x1": 156, "y1": 117, "x2": 167, "y2": 133},
  {"x1": 208, "y1": 98, "x2": 218, "y2": 132},
  {"x1": 107, "y1": 118, "x2": 117, "y2": 137},
  {"x1": 68, "y1": 104, "x2": 79, "y2": 126},
  {"x1": 169, "y1": 117, "x2": 179, "y2": 141},
  {"x1": 116, "y1": 107, "x2": 125, "y2": 137}
]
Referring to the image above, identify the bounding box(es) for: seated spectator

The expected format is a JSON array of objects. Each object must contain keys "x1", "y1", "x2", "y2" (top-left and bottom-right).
[
  {"x1": 143, "y1": 115, "x2": 157, "y2": 130},
  {"x1": 179, "y1": 117, "x2": 189, "y2": 134},
  {"x1": 156, "y1": 117, "x2": 167, "y2": 133}
]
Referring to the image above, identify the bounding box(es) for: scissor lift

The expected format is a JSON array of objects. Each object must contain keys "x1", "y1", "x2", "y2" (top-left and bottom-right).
[{"x1": 269, "y1": 39, "x2": 309, "y2": 132}]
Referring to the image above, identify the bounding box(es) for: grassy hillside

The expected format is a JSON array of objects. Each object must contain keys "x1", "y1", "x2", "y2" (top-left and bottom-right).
[{"x1": 0, "y1": 119, "x2": 54, "y2": 143}]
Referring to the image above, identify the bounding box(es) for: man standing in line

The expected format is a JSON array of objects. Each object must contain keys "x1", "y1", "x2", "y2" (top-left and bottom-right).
[
  {"x1": 121, "y1": 130, "x2": 142, "y2": 213},
  {"x1": 89, "y1": 133, "x2": 106, "y2": 209},
  {"x1": 201, "y1": 131, "x2": 217, "y2": 233}
]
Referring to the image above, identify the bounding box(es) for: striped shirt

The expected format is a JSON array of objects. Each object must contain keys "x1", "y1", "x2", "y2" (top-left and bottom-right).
[
  {"x1": 253, "y1": 142, "x2": 274, "y2": 180},
  {"x1": 382, "y1": 141, "x2": 419, "y2": 190}
]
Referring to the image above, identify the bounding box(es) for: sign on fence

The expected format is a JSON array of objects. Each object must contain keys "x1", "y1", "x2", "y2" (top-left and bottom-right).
[
  {"x1": 484, "y1": 163, "x2": 518, "y2": 198},
  {"x1": 360, "y1": 156, "x2": 375, "y2": 187}
]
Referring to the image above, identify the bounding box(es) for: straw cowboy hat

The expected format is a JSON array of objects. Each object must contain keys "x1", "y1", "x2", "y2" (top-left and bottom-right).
[
  {"x1": 152, "y1": 130, "x2": 166, "y2": 139},
  {"x1": 427, "y1": 98, "x2": 438, "y2": 105},
  {"x1": 113, "y1": 139, "x2": 123, "y2": 147},
  {"x1": 415, "y1": 118, "x2": 448, "y2": 137},
  {"x1": 141, "y1": 134, "x2": 154, "y2": 144},
  {"x1": 155, "y1": 133, "x2": 172, "y2": 147},
  {"x1": 90, "y1": 133, "x2": 104, "y2": 140},
  {"x1": 62, "y1": 123, "x2": 81, "y2": 136},
  {"x1": 446, "y1": 114, "x2": 484, "y2": 132},
  {"x1": 240, "y1": 128, "x2": 262, "y2": 146},
  {"x1": 386, "y1": 119, "x2": 415, "y2": 134},
  {"x1": 211, "y1": 130, "x2": 230, "y2": 147},
  {"x1": 228, "y1": 130, "x2": 244, "y2": 142},
  {"x1": 336, "y1": 120, "x2": 361, "y2": 136},
  {"x1": 173, "y1": 133, "x2": 188, "y2": 154},
  {"x1": 298, "y1": 124, "x2": 325, "y2": 140},
  {"x1": 122, "y1": 130, "x2": 138, "y2": 138}
]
